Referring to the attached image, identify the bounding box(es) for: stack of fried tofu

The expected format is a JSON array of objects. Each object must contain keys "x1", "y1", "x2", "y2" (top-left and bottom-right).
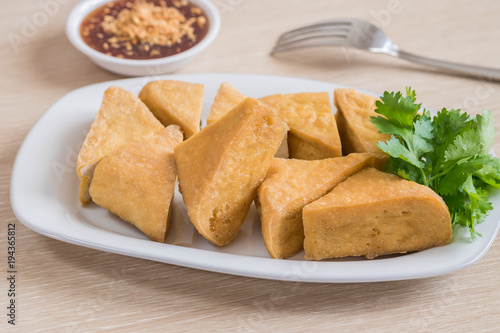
[{"x1": 77, "y1": 81, "x2": 452, "y2": 260}]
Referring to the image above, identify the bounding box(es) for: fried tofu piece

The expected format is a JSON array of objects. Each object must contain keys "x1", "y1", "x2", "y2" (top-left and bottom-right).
[
  {"x1": 175, "y1": 98, "x2": 287, "y2": 246},
  {"x1": 77, "y1": 86, "x2": 165, "y2": 205},
  {"x1": 206, "y1": 82, "x2": 289, "y2": 158},
  {"x1": 208, "y1": 87, "x2": 341, "y2": 160},
  {"x1": 89, "y1": 126, "x2": 183, "y2": 243},
  {"x1": 334, "y1": 89, "x2": 390, "y2": 169},
  {"x1": 259, "y1": 92, "x2": 342, "y2": 160},
  {"x1": 138, "y1": 80, "x2": 204, "y2": 139},
  {"x1": 303, "y1": 168, "x2": 452, "y2": 260},
  {"x1": 256, "y1": 153, "x2": 374, "y2": 259},
  {"x1": 206, "y1": 82, "x2": 246, "y2": 125}
]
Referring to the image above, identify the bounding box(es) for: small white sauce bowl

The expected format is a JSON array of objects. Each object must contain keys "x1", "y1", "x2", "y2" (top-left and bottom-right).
[{"x1": 66, "y1": 0, "x2": 220, "y2": 76}]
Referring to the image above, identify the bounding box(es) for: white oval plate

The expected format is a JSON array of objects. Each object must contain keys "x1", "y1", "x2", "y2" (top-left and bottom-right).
[{"x1": 10, "y1": 74, "x2": 500, "y2": 283}]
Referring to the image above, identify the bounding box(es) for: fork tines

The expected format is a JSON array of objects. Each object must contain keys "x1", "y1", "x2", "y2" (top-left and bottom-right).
[{"x1": 271, "y1": 20, "x2": 353, "y2": 55}]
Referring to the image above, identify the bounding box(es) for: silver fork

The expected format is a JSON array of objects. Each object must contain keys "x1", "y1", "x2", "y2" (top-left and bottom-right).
[{"x1": 271, "y1": 19, "x2": 500, "y2": 81}]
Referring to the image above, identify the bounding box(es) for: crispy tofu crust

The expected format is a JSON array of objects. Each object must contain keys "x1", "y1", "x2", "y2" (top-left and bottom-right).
[
  {"x1": 89, "y1": 125, "x2": 183, "y2": 243},
  {"x1": 175, "y1": 97, "x2": 287, "y2": 246},
  {"x1": 207, "y1": 87, "x2": 340, "y2": 160},
  {"x1": 207, "y1": 82, "x2": 246, "y2": 125},
  {"x1": 259, "y1": 92, "x2": 342, "y2": 160},
  {"x1": 334, "y1": 89, "x2": 390, "y2": 169},
  {"x1": 256, "y1": 153, "x2": 374, "y2": 259},
  {"x1": 303, "y1": 168, "x2": 452, "y2": 260},
  {"x1": 139, "y1": 80, "x2": 204, "y2": 139},
  {"x1": 77, "y1": 86, "x2": 165, "y2": 205},
  {"x1": 206, "y1": 82, "x2": 289, "y2": 158}
]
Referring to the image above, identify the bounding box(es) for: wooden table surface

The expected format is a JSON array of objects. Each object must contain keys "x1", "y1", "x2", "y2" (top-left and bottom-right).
[{"x1": 2, "y1": 0, "x2": 500, "y2": 331}]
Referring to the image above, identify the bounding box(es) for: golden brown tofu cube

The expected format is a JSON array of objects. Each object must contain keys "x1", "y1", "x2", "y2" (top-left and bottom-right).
[
  {"x1": 334, "y1": 89, "x2": 390, "y2": 169},
  {"x1": 260, "y1": 92, "x2": 342, "y2": 160},
  {"x1": 89, "y1": 126, "x2": 183, "y2": 243},
  {"x1": 303, "y1": 168, "x2": 452, "y2": 260},
  {"x1": 174, "y1": 98, "x2": 287, "y2": 246},
  {"x1": 77, "y1": 86, "x2": 165, "y2": 205},
  {"x1": 256, "y1": 153, "x2": 374, "y2": 259},
  {"x1": 139, "y1": 80, "x2": 204, "y2": 139},
  {"x1": 207, "y1": 83, "x2": 289, "y2": 158}
]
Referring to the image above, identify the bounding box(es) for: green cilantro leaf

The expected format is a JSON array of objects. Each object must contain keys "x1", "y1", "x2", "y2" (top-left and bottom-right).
[
  {"x1": 473, "y1": 111, "x2": 495, "y2": 154},
  {"x1": 412, "y1": 113, "x2": 434, "y2": 158},
  {"x1": 436, "y1": 155, "x2": 489, "y2": 195},
  {"x1": 444, "y1": 128, "x2": 483, "y2": 165},
  {"x1": 474, "y1": 156, "x2": 500, "y2": 188},
  {"x1": 375, "y1": 90, "x2": 421, "y2": 129},
  {"x1": 378, "y1": 135, "x2": 425, "y2": 169}
]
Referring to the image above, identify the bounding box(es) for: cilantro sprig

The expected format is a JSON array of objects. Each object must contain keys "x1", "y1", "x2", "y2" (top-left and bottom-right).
[{"x1": 371, "y1": 88, "x2": 500, "y2": 240}]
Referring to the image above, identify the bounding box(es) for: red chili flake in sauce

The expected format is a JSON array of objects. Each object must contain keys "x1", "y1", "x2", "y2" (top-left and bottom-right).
[{"x1": 80, "y1": 0, "x2": 209, "y2": 60}]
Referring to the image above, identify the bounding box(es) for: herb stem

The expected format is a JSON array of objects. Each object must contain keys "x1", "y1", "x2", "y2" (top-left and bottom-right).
[
  {"x1": 428, "y1": 171, "x2": 446, "y2": 184},
  {"x1": 420, "y1": 168, "x2": 429, "y2": 186}
]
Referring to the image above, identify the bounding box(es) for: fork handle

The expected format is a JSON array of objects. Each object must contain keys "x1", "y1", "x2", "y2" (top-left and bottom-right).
[{"x1": 394, "y1": 49, "x2": 500, "y2": 82}]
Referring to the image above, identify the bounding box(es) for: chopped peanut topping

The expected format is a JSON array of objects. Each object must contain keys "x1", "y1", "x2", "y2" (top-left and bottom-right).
[{"x1": 101, "y1": 0, "x2": 203, "y2": 48}]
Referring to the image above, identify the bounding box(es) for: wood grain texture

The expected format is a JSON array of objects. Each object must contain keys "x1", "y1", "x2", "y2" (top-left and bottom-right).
[{"x1": 1, "y1": 0, "x2": 500, "y2": 332}]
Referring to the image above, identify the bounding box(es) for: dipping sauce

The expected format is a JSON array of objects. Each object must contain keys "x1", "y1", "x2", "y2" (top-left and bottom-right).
[{"x1": 80, "y1": 0, "x2": 209, "y2": 60}]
